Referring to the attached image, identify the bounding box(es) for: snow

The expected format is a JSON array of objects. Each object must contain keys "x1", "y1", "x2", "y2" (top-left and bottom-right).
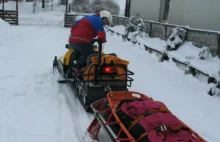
[
  {"x1": 0, "y1": 4, "x2": 220, "y2": 142},
  {"x1": 0, "y1": 18, "x2": 11, "y2": 34},
  {"x1": 19, "y1": 11, "x2": 65, "y2": 26},
  {"x1": 110, "y1": 25, "x2": 220, "y2": 78},
  {"x1": 108, "y1": 25, "x2": 125, "y2": 34},
  {"x1": 138, "y1": 36, "x2": 166, "y2": 52},
  {"x1": 169, "y1": 42, "x2": 220, "y2": 76},
  {"x1": 0, "y1": 18, "x2": 77, "y2": 141}
]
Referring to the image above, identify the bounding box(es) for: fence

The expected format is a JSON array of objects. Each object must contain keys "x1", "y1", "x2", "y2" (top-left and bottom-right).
[
  {"x1": 112, "y1": 16, "x2": 220, "y2": 58},
  {"x1": 64, "y1": 13, "x2": 220, "y2": 58},
  {"x1": 64, "y1": 13, "x2": 75, "y2": 27},
  {"x1": 0, "y1": 10, "x2": 18, "y2": 25}
]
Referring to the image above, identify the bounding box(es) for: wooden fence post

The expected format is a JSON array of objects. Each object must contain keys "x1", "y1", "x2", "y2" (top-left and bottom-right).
[
  {"x1": 65, "y1": 0, "x2": 68, "y2": 13},
  {"x1": 164, "y1": 24, "x2": 167, "y2": 40},
  {"x1": 149, "y1": 22, "x2": 152, "y2": 38},
  {"x1": 16, "y1": 0, "x2": 18, "y2": 11}
]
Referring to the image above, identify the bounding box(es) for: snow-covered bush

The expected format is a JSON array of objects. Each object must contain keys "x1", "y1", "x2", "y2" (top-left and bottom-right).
[
  {"x1": 208, "y1": 67, "x2": 220, "y2": 96},
  {"x1": 184, "y1": 65, "x2": 197, "y2": 76},
  {"x1": 71, "y1": 0, "x2": 120, "y2": 15},
  {"x1": 0, "y1": 18, "x2": 11, "y2": 37},
  {"x1": 91, "y1": 0, "x2": 120, "y2": 15},
  {"x1": 123, "y1": 13, "x2": 148, "y2": 44},
  {"x1": 166, "y1": 26, "x2": 187, "y2": 51},
  {"x1": 71, "y1": 0, "x2": 91, "y2": 13},
  {"x1": 184, "y1": 46, "x2": 212, "y2": 61},
  {"x1": 208, "y1": 82, "x2": 220, "y2": 96},
  {"x1": 198, "y1": 46, "x2": 212, "y2": 60}
]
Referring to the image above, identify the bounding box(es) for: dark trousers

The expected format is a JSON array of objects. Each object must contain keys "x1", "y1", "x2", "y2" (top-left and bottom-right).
[{"x1": 67, "y1": 43, "x2": 94, "y2": 75}]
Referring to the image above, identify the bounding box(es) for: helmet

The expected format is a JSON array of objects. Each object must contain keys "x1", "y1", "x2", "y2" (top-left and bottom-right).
[{"x1": 100, "y1": 10, "x2": 113, "y2": 25}]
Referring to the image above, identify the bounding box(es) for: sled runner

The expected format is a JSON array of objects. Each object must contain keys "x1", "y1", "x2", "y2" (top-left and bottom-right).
[
  {"x1": 87, "y1": 91, "x2": 207, "y2": 142},
  {"x1": 53, "y1": 39, "x2": 134, "y2": 112}
]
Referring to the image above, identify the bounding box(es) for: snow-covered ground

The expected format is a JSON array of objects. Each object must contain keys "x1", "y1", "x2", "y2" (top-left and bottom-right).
[
  {"x1": 0, "y1": 3, "x2": 220, "y2": 142},
  {"x1": 0, "y1": 18, "x2": 80, "y2": 142}
]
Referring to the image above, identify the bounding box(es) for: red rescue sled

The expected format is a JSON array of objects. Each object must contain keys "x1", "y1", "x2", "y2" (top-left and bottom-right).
[{"x1": 87, "y1": 91, "x2": 207, "y2": 142}]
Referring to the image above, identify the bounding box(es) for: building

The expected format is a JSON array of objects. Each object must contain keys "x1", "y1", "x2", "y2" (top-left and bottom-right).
[{"x1": 129, "y1": 0, "x2": 220, "y2": 31}]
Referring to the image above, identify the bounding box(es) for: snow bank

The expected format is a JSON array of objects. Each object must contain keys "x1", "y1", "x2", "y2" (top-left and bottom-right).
[
  {"x1": 109, "y1": 25, "x2": 126, "y2": 34},
  {"x1": 0, "y1": 18, "x2": 10, "y2": 28},
  {"x1": 19, "y1": 11, "x2": 65, "y2": 26},
  {"x1": 169, "y1": 42, "x2": 220, "y2": 76},
  {"x1": 0, "y1": 25, "x2": 79, "y2": 142},
  {"x1": 138, "y1": 36, "x2": 166, "y2": 52},
  {"x1": 109, "y1": 25, "x2": 220, "y2": 79},
  {"x1": 108, "y1": 26, "x2": 166, "y2": 52},
  {"x1": 0, "y1": 18, "x2": 11, "y2": 38}
]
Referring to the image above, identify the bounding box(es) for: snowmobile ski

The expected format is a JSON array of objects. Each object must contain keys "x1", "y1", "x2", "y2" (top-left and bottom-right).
[{"x1": 58, "y1": 78, "x2": 74, "y2": 83}]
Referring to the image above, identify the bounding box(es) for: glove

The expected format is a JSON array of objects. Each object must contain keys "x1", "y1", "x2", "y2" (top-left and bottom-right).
[{"x1": 102, "y1": 38, "x2": 107, "y2": 43}]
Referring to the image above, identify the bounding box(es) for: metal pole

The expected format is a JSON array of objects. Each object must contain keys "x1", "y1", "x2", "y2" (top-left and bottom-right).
[
  {"x1": 125, "y1": 0, "x2": 131, "y2": 17},
  {"x1": 2, "y1": 0, "x2": 4, "y2": 19},
  {"x1": 33, "y1": 0, "x2": 37, "y2": 13},
  {"x1": 51, "y1": 0, "x2": 53, "y2": 11},
  {"x1": 42, "y1": 0, "x2": 45, "y2": 8},
  {"x1": 16, "y1": 0, "x2": 18, "y2": 25},
  {"x1": 65, "y1": 0, "x2": 68, "y2": 13},
  {"x1": 16, "y1": 0, "x2": 18, "y2": 11}
]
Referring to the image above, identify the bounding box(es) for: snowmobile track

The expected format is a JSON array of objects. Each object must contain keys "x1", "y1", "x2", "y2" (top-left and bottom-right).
[{"x1": 58, "y1": 82, "x2": 115, "y2": 142}]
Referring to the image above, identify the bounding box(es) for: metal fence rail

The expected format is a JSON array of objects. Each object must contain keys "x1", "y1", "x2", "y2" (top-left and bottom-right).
[{"x1": 111, "y1": 16, "x2": 220, "y2": 58}]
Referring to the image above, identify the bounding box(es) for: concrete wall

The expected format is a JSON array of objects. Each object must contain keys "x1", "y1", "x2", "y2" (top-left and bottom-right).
[
  {"x1": 168, "y1": 0, "x2": 220, "y2": 30},
  {"x1": 130, "y1": 0, "x2": 161, "y2": 21}
]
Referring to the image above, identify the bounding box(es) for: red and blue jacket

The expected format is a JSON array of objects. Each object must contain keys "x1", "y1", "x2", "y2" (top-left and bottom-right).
[{"x1": 69, "y1": 14, "x2": 106, "y2": 44}]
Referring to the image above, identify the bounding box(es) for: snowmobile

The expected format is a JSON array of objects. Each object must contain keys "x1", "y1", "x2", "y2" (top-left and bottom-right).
[
  {"x1": 87, "y1": 91, "x2": 207, "y2": 142},
  {"x1": 52, "y1": 38, "x2": 134, "y2": 112}
]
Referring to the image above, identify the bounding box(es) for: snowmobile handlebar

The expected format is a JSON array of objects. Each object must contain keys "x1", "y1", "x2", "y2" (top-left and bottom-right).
[
  {"x1": 91, "y1": 38, "x2": 108, "y2": 79},
  {"x1": 92, "y1": 38, "x2": 103, "y2": 74}
]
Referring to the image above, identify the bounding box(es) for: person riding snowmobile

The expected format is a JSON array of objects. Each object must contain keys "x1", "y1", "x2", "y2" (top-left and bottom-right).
[{"x1": 66, "y1": 10, "x2": 113, "y2": 78}]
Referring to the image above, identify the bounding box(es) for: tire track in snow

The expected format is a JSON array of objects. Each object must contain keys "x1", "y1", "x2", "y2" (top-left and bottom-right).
[
  {"x1": 0, "y1": 126, "x2": 17, "y2": 142},
  {"x1": 58, "y1": 83, "x2": 94, "y2": 142},
  {"x1": 34, "y1": 72, "x2": 80, "y2": 142}
]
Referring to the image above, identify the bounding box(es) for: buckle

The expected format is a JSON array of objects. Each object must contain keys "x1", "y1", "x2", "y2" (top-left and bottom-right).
[
  {"x1": 143, "y1": 111, "x2": 153, "y2": 116},
  {"x1": 155, "y1": 124, "x2": 167, "y2": 132}
]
